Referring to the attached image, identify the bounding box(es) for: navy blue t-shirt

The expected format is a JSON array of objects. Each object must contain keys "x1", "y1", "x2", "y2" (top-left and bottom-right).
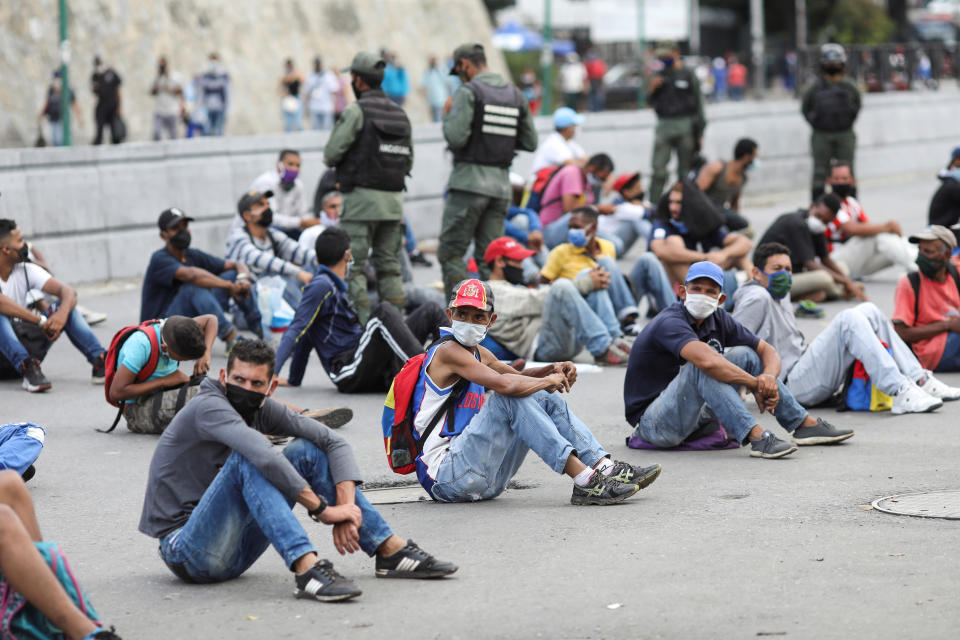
[
  {"x1": 141, "y1": 248, "x2": 227, "y2": 321},
  {"x1": 650, "y1": 219, "x2": 729, "y2": 252},
  {"x1": 623, "y1": 301, "x2": 760, "y2": 425}
]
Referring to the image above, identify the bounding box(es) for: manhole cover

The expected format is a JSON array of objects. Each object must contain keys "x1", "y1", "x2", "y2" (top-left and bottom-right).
[{"x1": 871, "y1": 490, "x2": 960, "y2": 520}]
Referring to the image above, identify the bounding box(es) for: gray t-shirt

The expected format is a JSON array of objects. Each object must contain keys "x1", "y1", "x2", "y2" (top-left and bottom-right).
[
  {"x1": 731, "y1": 280, "x2": 805, "y2": 378},
  {"x1": 139, "y1": 377, "x2": 362, "y2": 538}
]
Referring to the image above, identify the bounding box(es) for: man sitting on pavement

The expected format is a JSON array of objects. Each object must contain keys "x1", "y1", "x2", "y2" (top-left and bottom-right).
[
  {"x1": 694, "y1": 137, "x2": 757, "y2": 235},
  {"x1": 540, "y1": 153, "x2": 616, "y2": 249},
  {"x1": 598, "y1": 171, "x2": 653, "y2": 258},
  {"x1": 410, "y1": 278, "x2": 661, "y2": 505},
  {"x1": 825, "y1": 160, "x2": 917, "y2": 279},
  {"x1": 139, "y1": 339, "x2": 456, "y2": 603},
  {"x1": 892, "y1": 225, "x2": 960, "y2": 372},
  {"x1": 248, "y1": 149, "x2": 321, "y2": 237},
  {"x1": 108, "y1": 315, "x2": 216, "y2": 434},
  {"x1": 142, "y1": 208, "x2": 259, "y2": 349},
  {"x1": 649, "y1": 181, "x2": 752, "y2": 289},
  {"x1": 758, "y1": 194, "x2": 866, "y2": 305},
  {"x1": 274, "y1": 227, "x2": 447, "y2": 393},
  {"x1": 624, "y1": 261, "x2": 853, "y2": 459},
  {"x1": 0, "y1": 218, "x2": 107, "y2": 392},
  {"x1": 484, "y1": 236, "x2": 632, "y2": 365},
  {"x1": 733, "y1": 242, "x2": 954, "y2": 413},
  {"x1": 224, "y1": 190, "x2": 317, "y2": 309}
]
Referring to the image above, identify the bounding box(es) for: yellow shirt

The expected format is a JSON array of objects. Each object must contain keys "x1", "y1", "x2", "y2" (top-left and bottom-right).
[{"x1": 540, "y1": 239, "x2": 617, "y2": 282}]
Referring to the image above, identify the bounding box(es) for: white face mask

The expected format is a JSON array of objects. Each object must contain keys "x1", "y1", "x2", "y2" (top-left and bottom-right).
[
  {"x1": 684, "y1": 293, "x2": 719, "y2": 320},
  {"x1": 451, "y1": 320, "x2": 488, "y2": 347},
  {"x1": 806, "y1": 215, "x2": 827, "y2": 234}
]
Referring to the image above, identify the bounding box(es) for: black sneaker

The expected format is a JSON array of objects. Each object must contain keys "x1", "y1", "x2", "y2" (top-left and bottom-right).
[
  {"x1": 20, "y1": 358, "x2": 51, "y2": 393},
  {"x1": 91, "y1": 626, "x2": 123, "y2": 639},
  {"x1": 294, "y1": 559, "x2": 362, "y2": 602},
  {"x1": 375, "y1": 540, "x2": 458, "y2": 579},
  {"x1": 749, "y1": 431, "x2": 798, "y2": 459},
  {"x1": 606, "y1": 461, "x2": 662, "y2": 490},
  {"x1": 300, "y1": 407, "x2": 354, "y2": 429},
  {"x1": 91, "y1": 352, "x2": 106, "y2": 385},
  {"x1": 21, "y1": 465, "x2": 35, "y2": 483},
  {"x1": 791, "y1": 418, "x2": 854, "y2": 446},
  {"x1": 409, "y1": 251, "x2": 433, "y2": 267},
  {"x1": 571, "y1": 470, "x2": 641, "y2": 505}
]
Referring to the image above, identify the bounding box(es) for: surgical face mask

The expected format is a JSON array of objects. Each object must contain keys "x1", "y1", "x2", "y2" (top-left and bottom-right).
[
  {"x1": 683, "y1": 293, "x2": 719, "y2": 320},
  {"x1": 451, "y1": 319, "x2": 488, "y2": 347},
  {"x1": 660, "y1": 57, "x2": 675, "y2": 68},
  {"x1": 255, "y1": 208, "x2": 274, "y2": 228},
  {"x1": 169, "y1": 229, "x2": 191, "y2": 250},
  {"x1": 224, "y1": 383, "x2": 266, "y2": 425},
  {"x1": 745, "y1": 158, "x2": 759, "y2": 172},
  {"x1": 945, "y1": 167, "x2": 960, "y2": 182},
  {"x1": 806, "y1": 216, "x2": 827, "y2": 234},
  {"x1": 568, "y1": 228, "x2": 588, "y2": 248},
  {"x1": 503, "y1": 264, "x2": 525, "y2": 285},
  {"x1": 351, "y1": 78, "x2": 363, "y2": 97},
  {"x1": 830, "y1": 183, "x2": 854, "y2": 199},
  {"x1": 279, "y1": 165, "x2": 299, "y2": 185},
  {"x1": 765, "y1": 270, "x2": 793, "y2": 299},
  {"x1": 916, "y1": 253, "x2": 947, "y2": 279}
]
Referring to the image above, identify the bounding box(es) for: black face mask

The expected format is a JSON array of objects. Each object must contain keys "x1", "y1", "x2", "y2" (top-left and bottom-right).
[
  {"x1": 503, "y1": 264, "x2": 525, "y2": 285},
  {"x1": 256, "y1": 208, "x2": 274, "y2": 228},
  {"x1": 831, "y1": 184, "x2": 854, "y2": 199},
  {"x1": 13, "y1": 244, "x2": 30, "y2": 263},
  {"x1": 224, "y1": 383, "x2": 266, "y2": 425},
  {"x1": 916, "y1": 253, "x2": 948, "y2": 279},
  {"x1": 351, "y1": 79, "x2": 363, "y2": 98},
  {"x1": 169, "y1": 229, "x2": 191, "y2": 250}
]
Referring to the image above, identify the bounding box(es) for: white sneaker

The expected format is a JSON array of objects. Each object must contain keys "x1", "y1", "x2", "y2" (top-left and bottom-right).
[
  {"x1": 917, "y1": 371, "x2": 960, "y2": 401},
  {"x1": 78, "y1": 305, "x2": 107, "y2": 326},
  {"x1": 891, "y1": 380, "x2": 943, "y2": 415}
]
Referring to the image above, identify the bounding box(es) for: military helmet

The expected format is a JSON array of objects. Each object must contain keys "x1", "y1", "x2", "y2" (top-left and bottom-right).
[{"x1": 820, "y1": 43, "x2": 847, "y2": 66}]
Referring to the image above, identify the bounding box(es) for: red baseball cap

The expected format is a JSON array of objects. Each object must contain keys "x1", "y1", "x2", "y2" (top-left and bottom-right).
[
  {"x1": 612, "y1": 172, "x2": 640, "y2": 193},
  {"x1": 450, "y1": 279, "x2": 494, "y2": 312},
  {"x1": 483, "y1": 236, "x2": 535, "y2": 264}
]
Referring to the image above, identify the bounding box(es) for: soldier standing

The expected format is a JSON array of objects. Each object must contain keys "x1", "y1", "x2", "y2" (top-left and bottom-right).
[
  {"x1": 647, "y1": 41, "x2": 705, "y2": 203},
  {"x1": 438, "y1": 43, "x2": 538, "y2": 299},
  {"x1": 802, "y1": 44, "x2": 861, "y2": 200},
  {"x1": 324, "y1": 51, "x2": 413, "y2": 324}
]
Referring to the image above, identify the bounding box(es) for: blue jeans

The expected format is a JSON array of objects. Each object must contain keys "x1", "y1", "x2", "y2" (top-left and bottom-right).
[
  {"x1": 430, "y1": 391, "x2": 608, "y2": 502},
  {"x1": 628, "y1": 253, "x2": 677, "y2": 314},
  {"x1": 594, "y1": 256, "x2": 639, "y2": 322},
  {"x1": 543, "y1": 214, "x2": 571, "y2": 250},
  {"x1": 206, "y1": 109, "x2": 225, "y2": 136},
  {"x1": 159, "y1": 439, "x2": 393, "y2": 582},
  {"x1": 310, "y1": 111, "x2": 333, "y2": 130},
  {"x1": 283, "y1": 99, "x2": 303, "y2": 132},
  {"x1": 0, "y1": 315, "x2": 32, "y2": 371},
  {"x1": 610, "y1": 219, "x2": 653, "y2": 257},
  {"x1": 2, "y1": 304, "x2": 106, "y2": 369},
  {"x1": 403, "y1": 219, "x2": 417, "y2": 253},
  {"x1": 0, "y1": 423, "x2": 45, "y2": 475},
  {"x1": 165, "y1": 271, "x2": 260, "y2": 341},
  {"x1": 632, "y1": 346, "x2": 808, "y2": 447},
  {"x1": 536, "y1": 279, "x2": 613, "y2": 360},
  {"x1": 575, "y1": 268, "x2": 622, "y2": 338},
  {"x1": 935, "y1": 331, "x2": 960, "y2": 372}
]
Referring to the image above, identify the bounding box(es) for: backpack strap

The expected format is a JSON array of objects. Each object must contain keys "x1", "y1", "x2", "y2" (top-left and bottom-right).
[
  {"x1": 98, "y1": 405, "x2": 125, "y2": 433},
  {"x1": 907, "y1": 271, "x2": 921, "y2": 324},
  {"x1": 415, "y1": 376, "x2": 470, "y2": 456},
  {"x1": 136, "y1": 321, "x2": 162, "y2": 383},
  {"x1": 536, "y1": 166, "x2": 567, "y2": 211}
]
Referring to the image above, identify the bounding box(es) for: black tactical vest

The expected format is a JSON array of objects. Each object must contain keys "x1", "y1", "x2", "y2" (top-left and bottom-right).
[
  {"x1": 809, "y1": 78, "x2": 858, "y2": 132},
  {"x1": 651, "y1": 67, "x2": 699, "y2": 119},
  {"x1": 452, "y1": 79, "x2": 526, "y2": 168},
  {"x1": 337, "y1": 90, "x2": 412, "y2": 193}
]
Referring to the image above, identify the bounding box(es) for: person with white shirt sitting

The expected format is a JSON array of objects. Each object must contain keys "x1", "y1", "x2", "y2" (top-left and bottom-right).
[
  {"x1": 247, "y1": 150, "x2": 321, "y2": 237},
  {"x1": 529, "y1": 107, "x2": 587, "y2": 174}
]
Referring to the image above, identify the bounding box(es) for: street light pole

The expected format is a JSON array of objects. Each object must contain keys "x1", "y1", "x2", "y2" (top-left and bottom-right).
[
  {"x1": 637, "y1": 0, "x2": 645, "y2": 108},
  {"x1": 541, "y1": 0, "x2": 553, "y2": 114},
  {"x1": 750, "y1": 0, "x2": 765, "y2": 97},
  {"x1": 59, "y1": 0, "x2": 71, "y2": 146}
]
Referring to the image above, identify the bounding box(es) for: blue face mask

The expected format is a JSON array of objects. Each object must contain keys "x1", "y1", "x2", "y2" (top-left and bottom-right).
[
  {"x1": 568, "y1": 229, "x2": 588, "y2": 248},
  {"x1": 746, "y1": 158, "x2": 759, "y2": 173},
  {"x1": 660, "y1": 57, "x2": 675, "y2": 68},
  {"x1": 947, "y1": 167, "x2": 960, "y2": 182},
  {"x1": 669, "y1": 219, "x2": 689, "y2": 235}
]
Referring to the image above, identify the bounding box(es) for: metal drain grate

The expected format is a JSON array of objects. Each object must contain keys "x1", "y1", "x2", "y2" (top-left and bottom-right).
[{"x1": 871, "y1": 490, "x2": 960, "y2": 520}]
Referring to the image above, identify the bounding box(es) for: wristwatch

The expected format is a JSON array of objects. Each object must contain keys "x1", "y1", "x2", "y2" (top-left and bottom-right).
[{"x1": 307, "y1": 496, "x2": 327, "y2": 522}]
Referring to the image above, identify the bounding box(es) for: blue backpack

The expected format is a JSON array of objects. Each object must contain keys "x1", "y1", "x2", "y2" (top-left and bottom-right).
[{"x1": 0, "y1": 542, "x2": 101, "y2": 639}]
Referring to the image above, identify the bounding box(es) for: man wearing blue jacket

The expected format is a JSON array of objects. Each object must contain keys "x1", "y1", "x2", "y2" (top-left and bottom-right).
[{"x1": 275, "y1": 227, "x2": 447, "y2": 393}]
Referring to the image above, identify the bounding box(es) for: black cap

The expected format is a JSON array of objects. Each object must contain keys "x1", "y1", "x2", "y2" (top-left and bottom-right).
[
  {"x1": 450, "y1": 43, "x2": 484, "y2": 75},
  {"x1": 237, "y1": 189, "x2": 274, "y2": 215},
  {"x1": 157, "y1": 207, "x2": 195, "y2": 231}
]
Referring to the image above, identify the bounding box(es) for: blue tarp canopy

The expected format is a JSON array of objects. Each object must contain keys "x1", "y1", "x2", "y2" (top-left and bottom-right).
[{"x1": 493, "y1": 21, "x2": 575, "y2": 56}]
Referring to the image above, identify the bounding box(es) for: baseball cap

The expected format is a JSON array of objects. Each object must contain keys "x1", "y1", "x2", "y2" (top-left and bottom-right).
[
  {"x1": 655, "y1": 41, "x2": 677, "y2": 58},
  {"x1": 612, "y1": 172, "x2": 641, "y2": 193},
  {"x1": 449, "y1": 278, "x2": 494, "y2": 312},
  {"x1": 160, "y1": 315, "x2": 206, "y2": 359},
  {"x1": 483, "y1": 237, "x2": 535, "y2": 264},
  {"x1": 157, "y1": 207, "x2": 195, "y2": 231},
  {"x1": 345, "y1": 51, "x2": 386, "y2": 75},
  {"x1": 236, "y1": 189, "x2": 274, "y2": 215},
  {"x1": 909, "y1": 225, "x2": 957, "y2": 251},
  {"x1": 553, "y1": 107, "x2": 585, "y2": 130},
  {"x1": 450, "y1": 43, "x2": 484, "y2": 75},
  {"x1": 685, "y1": 261, "x2": 725, "y2": 289},
  {"x1": 950, "y1": 146, "x2": 960, "y2": 163}
]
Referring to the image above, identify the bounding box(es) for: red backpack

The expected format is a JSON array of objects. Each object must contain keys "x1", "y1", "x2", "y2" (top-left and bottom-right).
[
  {"x1": 100, "y1": 320, "x2": 162, "y2": 432},
  {"x1": 525, "y1": 165, "x2": 565, "y2": 213}
]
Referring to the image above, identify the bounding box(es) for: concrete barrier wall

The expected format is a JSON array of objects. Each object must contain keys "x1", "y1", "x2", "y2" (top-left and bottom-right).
[{"x1": 3, "y1": 88, "x2": 958, "y2": 283}]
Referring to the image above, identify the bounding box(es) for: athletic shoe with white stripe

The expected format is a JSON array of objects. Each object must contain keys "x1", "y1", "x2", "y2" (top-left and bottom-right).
[
  {"x1": 375, "y1": 540, "x2": 458, "y2": 579},
  {"x1": 294, "y1": 559, "x2": 362, "y2": 602}
]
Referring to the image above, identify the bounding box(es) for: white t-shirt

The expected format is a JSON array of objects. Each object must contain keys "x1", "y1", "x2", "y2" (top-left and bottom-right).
[
  {"x1": 305, "y1": 71, "x2": 340, "y2": 114},
  {"x1": 233, "y1": 170, "x2": 309, "y2": 231},
  {"x1": 0, "y1": 263, "x2": 51, "y2": 306},
  {"x1": 153, "y1": 73, "x2": 183, "y2": 118},
  {"x1": 529, "y1": 131, "x2": 586, "y2": 175},
  {"x1": 560, "y1": 62, "x2": 587, "y2": 94}
]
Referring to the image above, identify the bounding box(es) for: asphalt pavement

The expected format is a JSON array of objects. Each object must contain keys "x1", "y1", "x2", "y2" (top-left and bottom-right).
[{"x1": 6, "y1": 172, "x2": 959, "y2": 639}]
